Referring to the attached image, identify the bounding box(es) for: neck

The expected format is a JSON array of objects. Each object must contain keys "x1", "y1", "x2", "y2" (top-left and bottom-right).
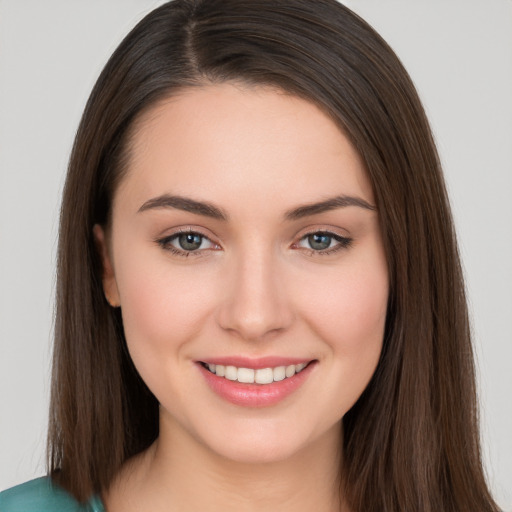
[{"x1": 106, "y1": 414, "x2": 347, "y2": 512}]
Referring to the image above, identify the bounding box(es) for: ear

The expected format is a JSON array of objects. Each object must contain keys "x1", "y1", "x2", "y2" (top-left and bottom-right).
[{"x1": 93, "y1": 224, "x2": 121, "y2": 308}]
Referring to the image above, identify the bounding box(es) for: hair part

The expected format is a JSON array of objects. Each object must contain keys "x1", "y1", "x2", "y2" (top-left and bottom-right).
[{"x1": 48, "y1": 1, "x2": 499, "y2": 510}]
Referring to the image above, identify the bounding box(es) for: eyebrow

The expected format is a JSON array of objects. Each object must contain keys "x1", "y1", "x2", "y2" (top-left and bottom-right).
[
  {"x1": 284, "y1": 195, "x2": 375, "y2": 220},
  {"x1": 138, "y1": 193, "x2": 375, "y2": 221},
  {"x1": 138, "y1": 194, "x2": 228, "y2": 220}
]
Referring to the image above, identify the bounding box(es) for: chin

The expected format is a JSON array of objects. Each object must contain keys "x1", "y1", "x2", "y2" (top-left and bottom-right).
[
  {"x1": 211, "y1": 436, "x2": 305, "y2": 465},
  {"x1": 193, "y1": 415, "x2": 336, "y2": 466}
]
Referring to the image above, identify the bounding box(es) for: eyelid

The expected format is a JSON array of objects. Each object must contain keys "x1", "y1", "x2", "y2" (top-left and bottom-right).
[
  {"x1": 154, "y1": 225, "x2": 352, "y2": 258},
  {"x1": 292, "y1": 225, "x2": 351, "y2": 242},
  {"x1": 155, "y1": 227, "x2": 221, "y2": 257},
  {"x1": 291, "y1": 226, "x2": 353, "y2": 255}
]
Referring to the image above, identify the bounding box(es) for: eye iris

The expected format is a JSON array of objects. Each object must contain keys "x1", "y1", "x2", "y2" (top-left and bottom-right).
[
  {"x1": 308, "y1": 233, "x2": 331, "y2": 250},
  {"x1": 178, "y1": 233, "x2": 202, "y2": 251}
]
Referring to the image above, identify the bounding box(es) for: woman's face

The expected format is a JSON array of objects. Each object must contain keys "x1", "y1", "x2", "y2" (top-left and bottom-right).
[{"x1": 96, "y1": 83, "x2": 388, "y2": 464}]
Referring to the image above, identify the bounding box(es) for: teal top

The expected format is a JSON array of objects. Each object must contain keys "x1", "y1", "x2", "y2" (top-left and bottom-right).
[{"x1": 0, "y1": 477, "x2": 105, "y2": 512}]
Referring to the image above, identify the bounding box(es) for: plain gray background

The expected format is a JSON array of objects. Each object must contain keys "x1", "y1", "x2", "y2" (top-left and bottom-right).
[{"x1": 1, "y1": 0, "x2": 511, "y2": 508}]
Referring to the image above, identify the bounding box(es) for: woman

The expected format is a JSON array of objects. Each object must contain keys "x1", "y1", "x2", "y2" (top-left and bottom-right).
[{"x1": 0, "y1": 1, "x2": 501, "y2": 510}]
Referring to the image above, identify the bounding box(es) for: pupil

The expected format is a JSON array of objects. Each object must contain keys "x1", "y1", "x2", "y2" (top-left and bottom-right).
[
  {"x1": 309, "y1": 233, "x2": 331, "y2": 250},
  {"x1": 179, "y1": 233, "x2": 202, "y2": 251}
]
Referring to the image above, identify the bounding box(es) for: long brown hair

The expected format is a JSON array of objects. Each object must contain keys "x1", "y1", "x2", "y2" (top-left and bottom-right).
[{"x1": 48, "y1": 1, "x2": 499, "y2": 510}]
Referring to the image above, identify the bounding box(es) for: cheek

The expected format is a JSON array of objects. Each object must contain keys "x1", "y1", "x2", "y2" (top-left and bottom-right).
[
  {"x1": 295, "y1": 250, "x2": 388, "y2": 376},
  {"x1": 113, "y1": 251, "x2": 218, "y2": 365},
  {"x1": 302, "y1": 264, "x2": 388, "y2": 418},
  {"x1": 114, "y1": 256, "x2": 224, "y2": 412},
  {"x1": 303, "y1": 264, "x2": 387, "y2": 338}
]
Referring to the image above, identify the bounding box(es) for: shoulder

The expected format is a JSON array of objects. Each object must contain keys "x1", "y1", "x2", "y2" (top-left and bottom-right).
[{"x1": 0, "y1": 477, "x2": 104, "y2": 512}]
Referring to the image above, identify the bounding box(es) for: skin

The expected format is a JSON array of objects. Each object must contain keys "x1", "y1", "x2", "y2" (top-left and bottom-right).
[{"x1": 95, "y1": 83, "x2": 389, "y2": 512}]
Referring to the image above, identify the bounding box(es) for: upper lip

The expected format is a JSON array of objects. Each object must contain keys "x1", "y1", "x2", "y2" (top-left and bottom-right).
[{"x1": 198, "y1": 356, "x2": 315, "y2": 370}]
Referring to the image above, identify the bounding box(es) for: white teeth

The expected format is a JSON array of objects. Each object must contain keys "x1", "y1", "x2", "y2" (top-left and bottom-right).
[
  {"x1": 237, "y1": 367, "x2": 255, "y2": 384},
  {"x1": 225, "y1": 366, "x2": 238, "y2": 381},
  {"x1": 273, "y1": 366, "x2": 286, "y2": 381},
  {"x1": 204, "y1": 362, "x2": 310, "y2": 384},
  {"x1": 255, "y1": 368, "x2": 274, "y2": 384}
]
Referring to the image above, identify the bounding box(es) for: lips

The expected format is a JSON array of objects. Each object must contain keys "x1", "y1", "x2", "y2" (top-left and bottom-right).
[
  {"x1": 201, "y1": 361, "x2": 308, "y2": 384},
  {"x1": 197, "y1": 358, "x2": 316, "y2": 407}
]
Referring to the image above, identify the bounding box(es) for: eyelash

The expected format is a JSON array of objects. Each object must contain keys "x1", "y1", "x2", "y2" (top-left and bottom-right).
[
  {"x1": 156, "y1": 228, "x2": 218, "y2": 258},
  {"x1": 295, "y1": 231, "x2": 353, "y2": 256},
  {"x1": 155, "y1": 228, "x2": 353, "y2": 258}
]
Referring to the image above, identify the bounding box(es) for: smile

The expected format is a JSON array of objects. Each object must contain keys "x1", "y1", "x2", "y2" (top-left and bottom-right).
[
  {"x1": 201, "y1": 362, "x2": 308, "y2": 384},
  {"x1": 198, "y1": 359, "x2": 316, "y2": 407}
]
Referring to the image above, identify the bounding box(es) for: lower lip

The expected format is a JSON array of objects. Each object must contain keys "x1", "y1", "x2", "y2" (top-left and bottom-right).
[{"x1": 198, "y1": 362, "x2": 316, "y2": 407}]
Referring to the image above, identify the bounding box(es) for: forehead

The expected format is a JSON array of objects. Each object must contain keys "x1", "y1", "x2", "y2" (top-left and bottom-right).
[{"x1": 115, "y1": 82, "x2": 373, "y2": 213}]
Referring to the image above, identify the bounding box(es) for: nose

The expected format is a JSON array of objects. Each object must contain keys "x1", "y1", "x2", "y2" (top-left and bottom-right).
[{"x1": 216, "y1": 248, "x2": 294, "y2": 341}]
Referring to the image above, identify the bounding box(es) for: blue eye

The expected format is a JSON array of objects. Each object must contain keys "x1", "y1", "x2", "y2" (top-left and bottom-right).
[
  {"x1": 176, "y1": 233, "x2": 204, "y2": 251},
  {"x1": 307, "y1": 233, "x2": 333, "y2": 250},
  {"x1": 297, "y1": 231, "x2": 352, "y2": 253},
  {"x1": 157, "y1": 231, "x2": 217, "y2": 254}
]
